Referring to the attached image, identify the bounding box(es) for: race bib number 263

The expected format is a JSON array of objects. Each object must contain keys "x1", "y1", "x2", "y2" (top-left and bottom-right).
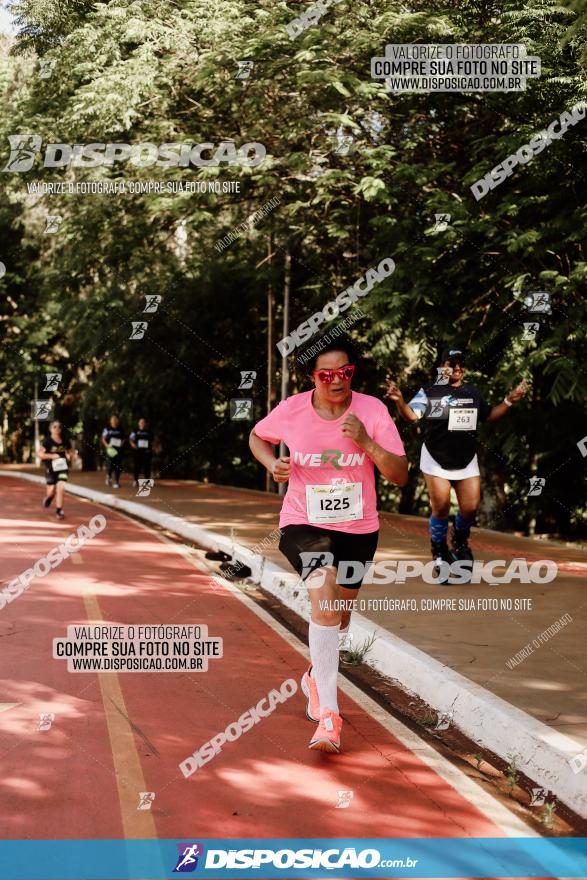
[{"x1": 448, "y1": 407, "x2": 478, "y2": 431}]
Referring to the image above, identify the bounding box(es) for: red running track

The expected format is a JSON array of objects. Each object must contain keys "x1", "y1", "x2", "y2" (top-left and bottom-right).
[{"x1": 0, "y1": 476, "x2": 532, "y2": 852}]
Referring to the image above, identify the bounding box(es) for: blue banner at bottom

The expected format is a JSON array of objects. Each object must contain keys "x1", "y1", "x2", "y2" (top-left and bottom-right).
[{"x1": 0, "y1": 838, "x2": 586, "y2": 879}]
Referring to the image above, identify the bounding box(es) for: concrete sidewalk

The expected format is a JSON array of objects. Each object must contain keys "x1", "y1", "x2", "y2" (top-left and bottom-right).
[{"x1": 2, "y1": 466, "x2": 586, "y2": 816}]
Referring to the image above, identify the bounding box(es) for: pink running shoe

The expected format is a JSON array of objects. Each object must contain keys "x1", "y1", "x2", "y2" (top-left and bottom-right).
[
  {"x1": 301, "y1": 666, "x2": 320, "y2": 723},
  {"x1": 309, "y1": 709, "x2": 342, "y2": 753}
]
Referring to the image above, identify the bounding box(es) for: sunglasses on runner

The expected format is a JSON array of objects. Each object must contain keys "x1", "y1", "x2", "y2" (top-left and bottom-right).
[{"x1": 313, "y1": 364, "x2": 355, "y2": 384}]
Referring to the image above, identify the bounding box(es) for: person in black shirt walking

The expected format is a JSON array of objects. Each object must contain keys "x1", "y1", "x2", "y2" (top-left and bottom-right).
[
  {"x1": 129, "y1": 418, "x2": 154, "y2": 487},
  {"x1": 101, "y1": 415, "x2": 125, "y2": 489},
  {"x1": 387, "y1": 348, "x2": 526, "y2": 580},
  {"x1": 38, "y1": 420, "x2": 72, "y2": 518}
]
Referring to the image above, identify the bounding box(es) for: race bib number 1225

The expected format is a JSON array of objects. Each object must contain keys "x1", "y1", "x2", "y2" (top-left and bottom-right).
[{"x1": 306, "y1": 482, "x2": 363, "y2": 524}]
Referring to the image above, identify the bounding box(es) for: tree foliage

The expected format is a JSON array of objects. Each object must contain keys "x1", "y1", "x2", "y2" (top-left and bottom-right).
[{"x1": 0, "y1": 0, "x2": 585, "y2": 537}]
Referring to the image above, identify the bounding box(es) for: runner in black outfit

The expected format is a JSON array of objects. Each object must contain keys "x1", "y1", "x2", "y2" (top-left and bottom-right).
[
  {"x1": 38, "y1": 420, "x2": 72, "y2": 518},
  {"x1": 387, "y1": 347, "x2": 526, "y2": 581},
  {"x1": 129, "y1": 418, "x2": 154, "y2": 486},
  {"x1": 101, "y1": 415, "x2": 125, "y2": 489}
]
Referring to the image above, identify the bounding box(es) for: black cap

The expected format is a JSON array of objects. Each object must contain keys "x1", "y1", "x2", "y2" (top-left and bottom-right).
[{"x1": 440, "y1": 347, "x2": 465, "y2": 365}]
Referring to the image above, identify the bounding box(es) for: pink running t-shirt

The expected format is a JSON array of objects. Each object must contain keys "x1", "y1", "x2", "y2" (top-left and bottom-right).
[{"x1": 253, "y1": 390, "x2": 405, "y2": 533}]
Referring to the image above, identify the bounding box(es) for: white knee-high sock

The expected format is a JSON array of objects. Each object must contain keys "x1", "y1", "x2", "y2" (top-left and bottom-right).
[{"x1": 309, "y1": 620, "x2": 340, "y2": 714}]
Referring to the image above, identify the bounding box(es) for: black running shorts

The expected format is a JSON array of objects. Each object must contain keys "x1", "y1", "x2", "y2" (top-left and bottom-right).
[
  {"x1": 278, "y1": 524, "x2": 379, "y2": 590},
  {"x1": 45, "y1": 470, "x2": 68, "y2": 486}
]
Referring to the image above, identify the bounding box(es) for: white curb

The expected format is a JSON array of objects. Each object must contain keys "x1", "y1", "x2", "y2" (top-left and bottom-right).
[{"x1": 3, "y1": 470, "x2": 586, "y2": 818}]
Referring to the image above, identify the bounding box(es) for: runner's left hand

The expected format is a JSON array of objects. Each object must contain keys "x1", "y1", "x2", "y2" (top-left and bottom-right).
[{"x1": 341, "y1": 413, "x2": 369, "y2": 448}]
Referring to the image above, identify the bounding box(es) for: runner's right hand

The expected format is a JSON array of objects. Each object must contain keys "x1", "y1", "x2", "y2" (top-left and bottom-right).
[
  {"x1": 384, "y1": 381, "x2": 404, "y2": 403},
  {"x1": 272, "y1": 456, "x2": 291, "y2": 483}
]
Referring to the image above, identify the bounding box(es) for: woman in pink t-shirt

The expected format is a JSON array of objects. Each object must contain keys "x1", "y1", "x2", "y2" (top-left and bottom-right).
[{"x1": 250, "y1": 334, "x2": 408, "y2": 752}]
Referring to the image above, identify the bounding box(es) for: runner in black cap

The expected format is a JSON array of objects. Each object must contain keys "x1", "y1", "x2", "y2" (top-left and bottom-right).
[{"x1": 387, "y1": 348, "x2": 526, "y2": 581}]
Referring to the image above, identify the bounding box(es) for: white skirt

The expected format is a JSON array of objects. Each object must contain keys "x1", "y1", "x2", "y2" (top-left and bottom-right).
[{"x1": 420, "y1": 443, "x2": 480, "y2": 480}]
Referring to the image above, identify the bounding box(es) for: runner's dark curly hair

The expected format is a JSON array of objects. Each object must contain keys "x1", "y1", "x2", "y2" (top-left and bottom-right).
[{"x1": 298, "y1": 332, "x2": 360, "y2": 376}]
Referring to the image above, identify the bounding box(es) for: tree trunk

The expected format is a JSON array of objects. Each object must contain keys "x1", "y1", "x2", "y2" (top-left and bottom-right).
[
  {"x1": 265, "y1": 233, "x2": 275, "y2": 492},
  {"x1": 81, "y1": 416, "x2": 98, "y2": 471},
  {"x1": 278, "y1": 244, "x2": 291, "y2": 497}
]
